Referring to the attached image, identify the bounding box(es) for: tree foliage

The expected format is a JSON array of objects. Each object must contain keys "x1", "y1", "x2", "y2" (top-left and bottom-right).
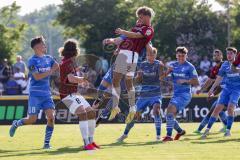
[{"x1": 0, "y1": 2, "x2": 26, "y2": 62}]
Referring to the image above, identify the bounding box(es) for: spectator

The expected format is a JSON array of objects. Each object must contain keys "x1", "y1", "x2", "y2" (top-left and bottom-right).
[
  {"x1": 0, "y1": 82, "x2": 3, "y2": 95},
  {"x1": 200, "y1": 56, "x2": 211, "y2": 73},
  {"x1": 95, "y1": 56, "x2": 109, "y2": 86},
  {"x1": 13, "y1": 55, "x2": 27, "y2": 74},
  {"x1": 198, "y1": 70, "x2": 208, "y2": 86},
  {"x1": 13, "y1": 67, "x2": 27, "y2": 90},
  {"x1": 95, "y1": 56, "x2": 109, "y2": 74},
  {"x1": 0, "y1": 59, "x2": 12, "y2": 84}
]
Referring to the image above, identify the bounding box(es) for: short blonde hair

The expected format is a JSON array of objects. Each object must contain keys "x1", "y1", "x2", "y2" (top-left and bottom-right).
[
  {"x1": 136, "y1": 6, "x2": 155, "y2": 19},
  {"x1": 226, "y1": 47, "x2": 237, "y2": 54}
]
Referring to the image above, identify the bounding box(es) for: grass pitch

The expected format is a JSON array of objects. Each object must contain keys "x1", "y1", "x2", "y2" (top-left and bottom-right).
[{"x1": 1, "y1": 123, "x2": 240, "y2": 160}]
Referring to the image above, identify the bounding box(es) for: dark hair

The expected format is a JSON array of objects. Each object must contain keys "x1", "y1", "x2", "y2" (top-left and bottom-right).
[
  {"x1": 226, "y1": 47, "x2": 237, "y2": 54},
  {"x1": 31, "y1": 36, "x2": 45, "y2": 48},
  {"x1": 176, "y1": 46, "x2": 188, "y2": 54},
  {"x1": 59, "y1": 39, "x2": 80, "y2": 58},
  {"x1": 213, "y1": 49, "x2": 223, "y2": 55},
  {"x1": 136, "y1": 6, "x2": 155, "y2": 18}
]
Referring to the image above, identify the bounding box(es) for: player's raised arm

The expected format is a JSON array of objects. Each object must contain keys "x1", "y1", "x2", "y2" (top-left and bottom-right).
[{"x1": 115, "y1": 28, "x2": 144, "y2": 38}]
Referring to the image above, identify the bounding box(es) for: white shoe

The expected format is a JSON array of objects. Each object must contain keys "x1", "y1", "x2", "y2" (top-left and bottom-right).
[
  {"x1": 224, "y1": 130, "x2": 231, "y2": 137},
  {"x1": 201, "y1": 129, "x2": 210, "y2": 139},
  {"x1": 117, "y1": 134, "x2": 128, "y2": 142}
]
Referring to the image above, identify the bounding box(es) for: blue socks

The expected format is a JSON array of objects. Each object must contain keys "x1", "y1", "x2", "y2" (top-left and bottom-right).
[
  {"x1": 219, "y1": 111, "x2": 227, "y2": 126},
  {"x1": 166, "y1": 113, "x2": 175, "y2": 137},
  {"x1": 123, "y1": 121, "x2": 135, "y2": 135},
  {"x1": 16, "y1": 119, "x2": 24, "y2": 127},
  {"x1": 44, "y1": 125, "x2": 54, "y2": 145},
  {"x1": 197, "y1": 116, "x2": 209, "y2": 132},
  {"x1": 207, "y1": 116, "x2": 217, "y2": 129},
  {"x1": 154, "y1": 115, "x2": 162, "y2": 136},
  {"x1": 174, "y1": 120, "x2": 183, "y2": 133},
  {"x1": 98, "y1": 84, "x2": 107, "y2": 92},
  {"x1": 226, "y1": 116, "x2": 234, "y2": 130}
]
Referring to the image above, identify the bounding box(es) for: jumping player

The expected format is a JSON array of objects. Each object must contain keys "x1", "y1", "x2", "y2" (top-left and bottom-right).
[
  {"x1": 105, "y1": 6, "x2": 155, "y2": 124},
  {"x1": 161, "y1": 47, "x2": 200, "y2": 142},
  {"x1": 9, "y1": 36, "x2": 59, "y2": 149},
  {"x1": 117, "y1": 47, "x2": 164, "y2": 141},
  {"x1": 59, "y1": 39, "x2": 99, "y2": 150},
  {"x1": 201, "y1": 47, "x2": 240, "y2": 138}
]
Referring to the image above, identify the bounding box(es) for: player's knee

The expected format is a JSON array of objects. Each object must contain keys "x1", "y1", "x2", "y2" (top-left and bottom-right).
[
  {"x1": 153, "y1": 109, "x2": 160, "y2": 116},
  {"x1": 76, "y1": 107, "x2": 87, "y2": 121},
  {"x1": 47, "y1": 115, "x2": 55, "y2": 124},
  {"x1": 86, "y1": 109, "x2": 96, "y2": 119},
  {"x1": 227, "y1": 105, "x2": 235, "y2": 115},
  {"x1": 28, "y1": 116, "x2": 38, "y2": 124}
]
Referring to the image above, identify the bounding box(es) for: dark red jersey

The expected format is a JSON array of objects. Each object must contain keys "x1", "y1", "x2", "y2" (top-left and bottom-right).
[
  {"x1": 119, "y1": 24, "x2": 154, "y2": 54},
  {"x1": 209, "y1": 62, "x2": 223, "y2": 79},
  {"x1": 59, "y1": 57, "x2": 78, "y2": 99},
  {"x1": 232, "y1": 52, "x2": 240, "y2": 67}
]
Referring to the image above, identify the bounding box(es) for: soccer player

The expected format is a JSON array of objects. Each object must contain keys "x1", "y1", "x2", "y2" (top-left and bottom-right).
[
  {"x1": 117, "y1": 47, "x2": 164, "y2": 142},
  {"x1": 161, "y1": 47, "x2": 200, "y2": 142},
  {"x1": 194, "y1": 49, "x2": 227, "y2": 134},
  {"x1": 201, "y1": 47, "x2": 240, "y2": 138},
  {"x1": 106, "y1": 6, "x2": 155, "y2": 124},
  {"x1": 9, "y1": 36, "x2": 59, "y2": 149},
  {"x1": 59, "y1": 39, "x2": 99, "y2": 150}
]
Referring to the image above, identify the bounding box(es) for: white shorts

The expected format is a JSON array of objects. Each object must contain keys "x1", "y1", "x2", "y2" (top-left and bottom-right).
[
  {"x1": 113, "y1": 49, "x2": 139, "y2": 77},
  {"x1": 62, "y1": 93, "x2": 91, "y2": 114}
]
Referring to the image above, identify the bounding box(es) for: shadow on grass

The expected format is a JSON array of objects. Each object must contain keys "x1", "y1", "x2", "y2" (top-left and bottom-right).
[
  {"x1": 0, "y1": 146, "x2": 85, "y2": 158},
  {"x1": 191, "y1": 138, "x2": 240, "y2": 144},
  {"x1": 100, "y1": 140, "x2": 163, "y2": 149}
]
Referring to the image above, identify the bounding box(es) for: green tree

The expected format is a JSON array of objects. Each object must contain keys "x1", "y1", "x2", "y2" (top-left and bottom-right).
[
  {"x1": 0, "y1": 2, "x2": 26, "y2": 62},
  {"x1": 57, "y1": 0, "x2": 135, "y2": 56},
  {"x1": 19, "y1": 5, "x2": 64, "y2": 61}
]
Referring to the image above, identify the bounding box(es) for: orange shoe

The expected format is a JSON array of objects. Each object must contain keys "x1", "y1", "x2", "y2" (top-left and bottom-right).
[{"x1": 91, "y1": 142, "x2": 100, "y2": 149}]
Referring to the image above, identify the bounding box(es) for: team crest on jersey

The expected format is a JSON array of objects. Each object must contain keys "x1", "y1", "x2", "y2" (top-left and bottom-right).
[
  {"x1": 29, "y1": 65, "x2": 35, "y2": 71},
  {"x1": 146, "y1": 29, "x2": 152, "y2": 36}
]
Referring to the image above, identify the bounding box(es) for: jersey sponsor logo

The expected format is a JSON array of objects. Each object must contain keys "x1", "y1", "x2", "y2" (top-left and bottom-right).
[
  {"x1": 173, "y1": 73, "x2": 185, "y2": 77},
  {"x1": 226, "y1": 73, "x2": 240, "y2": 77},
  {"x1": 145, "y1": 29, "x2": 152, "y2": 36},
  {"x1": 29, "y1": 65, "x2": 35, "y2": 71},
  {"x1": 38, "y1": 67, "x2": 51, "y2": 72}
]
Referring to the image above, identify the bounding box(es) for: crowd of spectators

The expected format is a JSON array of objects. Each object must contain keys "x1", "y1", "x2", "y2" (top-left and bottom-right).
[{"x1": 0, "y1": 53, "x2": 214, "y2": 96}]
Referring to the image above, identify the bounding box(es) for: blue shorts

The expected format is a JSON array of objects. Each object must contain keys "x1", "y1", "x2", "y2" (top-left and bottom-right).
[
  {"x1": 136, "y1": 96, "x2": 162, "y2": 112},
  {"x1": 28, "y1": 96, "x2": 55, "y2": 115},
  {"x1": 217, "y1": 88, "x2": 240, "y2": 106},
  {"x1": 169, "y1": 93, "x2": 192, "y2": 111},
  {"x1": 103, "y1": 68, "x2": 112, "y2": 84}
]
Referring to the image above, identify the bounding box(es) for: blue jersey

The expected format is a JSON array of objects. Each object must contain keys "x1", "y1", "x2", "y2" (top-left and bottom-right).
[
  {"x1": 28, "y1": 54, "x2": 55, "y2": 96},
  {"x1": 138, "y1": 60, "x2": 162, "y2": 97},
  {"x1": 170, "y1": 61, "x2": 198, "y2": 94},
  {"x1": 218, "y1": 61, "x2": 240, "y2": 90}
]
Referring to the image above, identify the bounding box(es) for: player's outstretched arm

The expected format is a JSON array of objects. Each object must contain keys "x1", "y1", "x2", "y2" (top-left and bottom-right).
[
  {"x1": 177, "y1": 78, "x2": 199, "y2": 86},
  {"x1": 67, "y1": 73, "x2": 87, "y2": 84},
  {"x1": 208, "y1": 76, "x2": 223, "y2": 97},
  {"x1": 196, "y1": 78, "x2": 215, "y2": 94},
  {"x1": 115, "y1": 28, "x2": 144, "y2": 39}
]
